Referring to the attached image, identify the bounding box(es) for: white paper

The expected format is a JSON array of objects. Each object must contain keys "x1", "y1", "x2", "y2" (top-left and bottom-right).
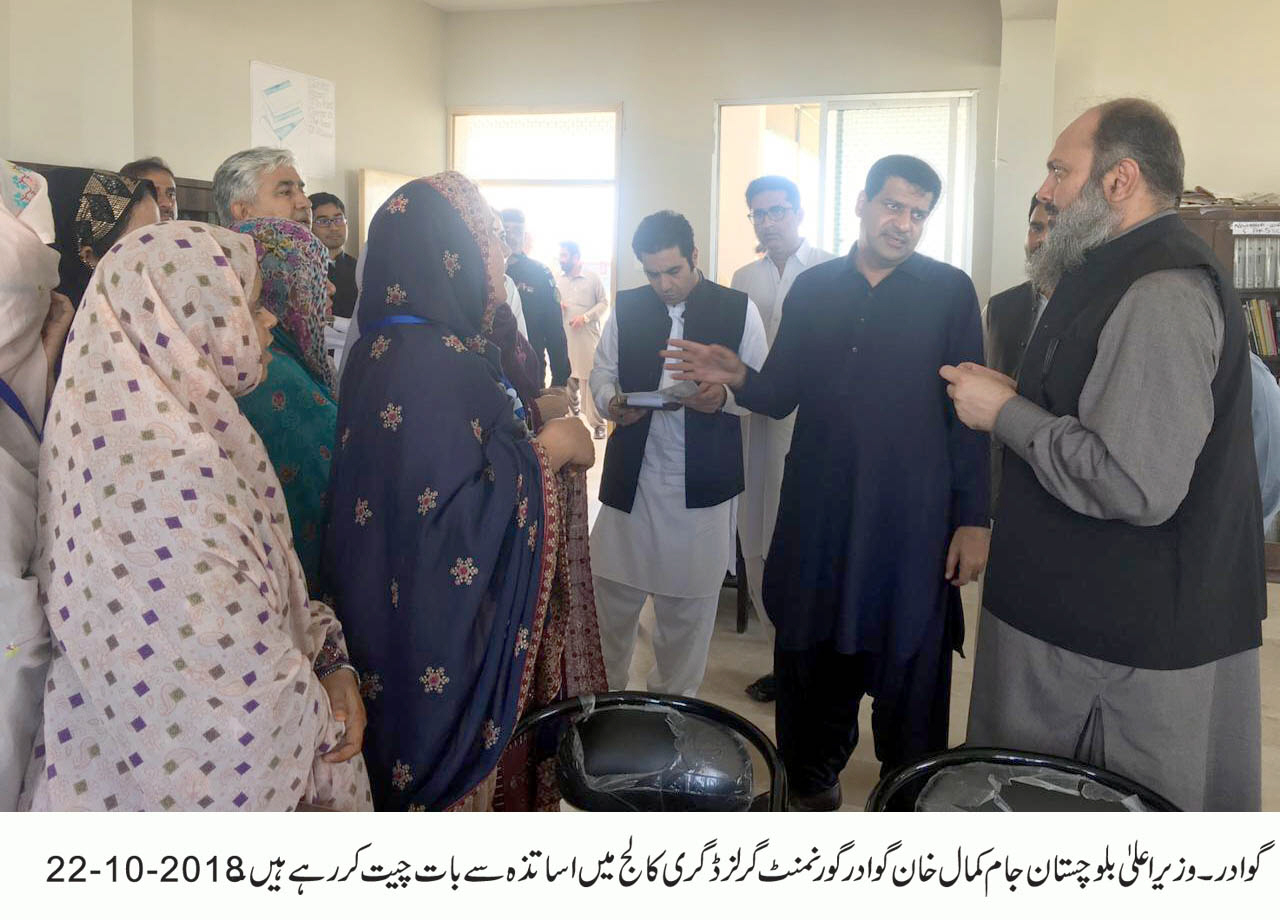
[
  {"x1": 250, "y1": 61, "x2": 336, "y2": 179},
  {"x1": 622, "y1": 392, "x2": 673, "y2": 409}
]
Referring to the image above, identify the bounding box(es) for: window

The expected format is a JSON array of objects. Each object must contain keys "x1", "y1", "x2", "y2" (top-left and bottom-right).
[
  {"x1": 451, "y1": 110, "x2": 619, "y2": 294},
  {"x1": 713, "y1": 93, "x2": 976, "y2": 281}
]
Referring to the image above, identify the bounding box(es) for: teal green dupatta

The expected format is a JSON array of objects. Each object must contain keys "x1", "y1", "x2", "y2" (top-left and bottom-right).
[{"x1": 237, "y1": 327, "x2": 337, "y2": 594}]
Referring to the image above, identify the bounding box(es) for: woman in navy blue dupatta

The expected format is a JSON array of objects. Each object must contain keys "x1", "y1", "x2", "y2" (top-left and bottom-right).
[{"x1": 325, "y1": 172, "x2": 597, "y2": 811}]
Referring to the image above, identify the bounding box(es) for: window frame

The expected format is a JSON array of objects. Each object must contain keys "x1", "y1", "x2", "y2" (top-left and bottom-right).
[
  {"x1": 448, "y1": 105, "x2": 624, "y2": 301},
  {"x1": 710, "y1": 90, "x2": 979, "y2": 279}
]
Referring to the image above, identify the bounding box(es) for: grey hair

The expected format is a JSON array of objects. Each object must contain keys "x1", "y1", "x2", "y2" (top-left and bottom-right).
[
  {"x1": 212, "y1": 147, "x2": 297, "y2": 225},
  {"x1": 1090, "y1": 98, "x2": 1185, "y2": 209}
]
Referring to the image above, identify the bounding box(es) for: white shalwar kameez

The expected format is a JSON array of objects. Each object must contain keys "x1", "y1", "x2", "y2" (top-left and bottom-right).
[
  {"x1": 728, "y1": 240, "x2": 837, "y2": 632},
  {"x1": 589, "y1": 297, "x2": 767, "y2": 697}
]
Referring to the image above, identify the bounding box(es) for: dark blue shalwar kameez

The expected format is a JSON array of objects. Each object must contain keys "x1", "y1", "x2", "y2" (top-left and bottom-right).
[{"x1": 734, "y1": 249, "x2": 989, "y2": 796}]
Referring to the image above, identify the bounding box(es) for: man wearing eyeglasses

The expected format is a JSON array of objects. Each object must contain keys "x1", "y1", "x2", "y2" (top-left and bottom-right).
[
  {"x1": 729, "y1": 176, "x2": 837, "y2": 705},
  {"x1": 309, "y1": 192, "x2": 358, "y2": 320}
]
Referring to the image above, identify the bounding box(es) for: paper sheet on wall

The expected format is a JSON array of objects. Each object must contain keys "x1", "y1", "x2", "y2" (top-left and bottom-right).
[{"x1": 250, "y1": 61, "x2": 336, "y2": 179}]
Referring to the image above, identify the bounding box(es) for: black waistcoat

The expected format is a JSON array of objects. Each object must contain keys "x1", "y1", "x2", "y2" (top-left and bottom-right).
[
  {"x1": 983, "y1": 214, "x2": 1264, "y2": 670},
  {"x1": 599, "y1": 278, "x2": 748, "y2": 512}
]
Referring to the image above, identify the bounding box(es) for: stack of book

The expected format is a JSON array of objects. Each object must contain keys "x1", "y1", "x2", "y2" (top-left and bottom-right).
[{"x1": 1243, "y1": 296, "x2": 1280, "y2": 357}]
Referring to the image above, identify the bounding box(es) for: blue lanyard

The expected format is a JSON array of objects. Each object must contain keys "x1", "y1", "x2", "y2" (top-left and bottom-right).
[
  {"x1": 0, "y1": 377, "x2": 40, "y2": 442},
  {"x1": 359, "y1": 314, "x2": 429, "y2": 338}
]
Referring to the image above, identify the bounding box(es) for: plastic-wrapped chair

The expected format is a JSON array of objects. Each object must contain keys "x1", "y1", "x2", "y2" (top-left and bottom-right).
[
  {"x1": 511, "y1": 691, "x2": 787, "y2": 812},
  {"x1": 865, "y1": 747, "x2": 1180, "y2": 812}
]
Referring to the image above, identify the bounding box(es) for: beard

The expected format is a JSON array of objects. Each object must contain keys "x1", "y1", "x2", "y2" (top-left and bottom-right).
[{"x1": 1026, "y1": 180, "x2": 1121, "y2": 293}]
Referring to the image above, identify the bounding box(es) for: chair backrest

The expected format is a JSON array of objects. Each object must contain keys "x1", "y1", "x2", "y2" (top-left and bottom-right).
[
  {"x1": 866, "y1": 747, "x2": 1180, "y2": 812},
  {"x1": 513, "y1": 691, "x2": 788, "y2": 812}
]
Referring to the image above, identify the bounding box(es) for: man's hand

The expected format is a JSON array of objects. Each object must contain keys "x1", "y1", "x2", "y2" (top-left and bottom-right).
[
  {"x1": 320, "y1": 669, "x2": 367, "y2": 763},
  {"x1": 607, "y1": 395, "x2": 649, "y2": 427},
  {"x1": 680, "y1": 382, "x2": 727, "y2": 414},
  {"x1": 570, "y1": 315, "x2": 587, "y2": 330},
  {"x1": 659, "y1": 339, "x2": 748, "y2": 389},
  {"x1": 939, "y1": 362, "x2": 1017, "y2": 432},
  {"x1": 944, "y1": 525, "x2": 990, "y2": 587}
]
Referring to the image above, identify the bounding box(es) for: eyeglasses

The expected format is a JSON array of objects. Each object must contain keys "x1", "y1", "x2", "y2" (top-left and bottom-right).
[
  {"x1": 748, "y1": 205, "x2": 794, "y2": 225},
  {"x1": 313, "y1": 214, "x2": 347, "y2": 228}
]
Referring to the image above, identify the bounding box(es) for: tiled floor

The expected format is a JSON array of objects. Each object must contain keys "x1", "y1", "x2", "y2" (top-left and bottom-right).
[{"x1": 585, "y1": 455, "x2": 1280, "y2": 811}]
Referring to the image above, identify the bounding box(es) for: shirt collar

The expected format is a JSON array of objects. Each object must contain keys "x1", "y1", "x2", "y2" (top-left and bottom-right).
[{"x1": 845, "y1": 244, "x2": 927, "y2": 282}]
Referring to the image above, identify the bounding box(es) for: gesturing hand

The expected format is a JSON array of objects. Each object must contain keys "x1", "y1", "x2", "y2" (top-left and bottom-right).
[
  {"x1": 659, "y1": 339, "x2": 748, "y2": 389},
  {"x1": 320, "y1": 669, "x2": 367, "y2": 763},
  {"x1": 939, "y1": 362, "x2": 1017, "y2": 432}
]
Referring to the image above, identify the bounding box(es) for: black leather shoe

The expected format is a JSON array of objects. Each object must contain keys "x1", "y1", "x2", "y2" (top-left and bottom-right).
[
  {"x1": 789, "y1": 783, "x2": 843, "y2": 812},
  {"x1": 744, "y1": 672, "x2": 776, "y2": 702}
]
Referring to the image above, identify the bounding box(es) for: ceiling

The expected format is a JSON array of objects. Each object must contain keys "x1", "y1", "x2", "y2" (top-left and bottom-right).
[{"x1": 427, "y1": 0, "x2": 662, "y2": 11}]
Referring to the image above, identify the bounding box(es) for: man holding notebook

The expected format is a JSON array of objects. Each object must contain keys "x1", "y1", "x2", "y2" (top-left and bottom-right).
[{"x1": 589, "y1": 211, "x2": 767, "y2": 697}]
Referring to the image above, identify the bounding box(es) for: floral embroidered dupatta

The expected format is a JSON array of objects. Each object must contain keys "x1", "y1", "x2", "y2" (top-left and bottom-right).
[{"x1": 326, "y1": 173, "x2": 588, "y2": 811}]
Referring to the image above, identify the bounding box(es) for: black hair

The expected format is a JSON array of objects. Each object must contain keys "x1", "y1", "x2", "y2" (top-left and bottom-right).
[
  {"x1": 560, "y1": 240, "x2": 580, "y2": 259},
  {"x1": 631, "y1": 210, "x2": 695, "y2": 264},
  {"x1": 864, "y1": 155, "x2": 942, "y2": 210},
  {"x1": 500, "y1": 208, "x2": 525, "y2": 225},
  {"x1": 120, "y1": 156, "x2": 174, "y2": 180},
  {"x1": 745, "y1": 175, "x2": 800, "y2": 209},
  {"x1": 308, "y1": 191, "x2": 346, "y2": 213}
]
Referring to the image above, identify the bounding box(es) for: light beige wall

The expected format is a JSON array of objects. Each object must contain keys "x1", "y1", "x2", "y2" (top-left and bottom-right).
[
  {"x1": 0, "y1": 0, "x2": 10, "y2": 156},
  {"x1": 6, "y1": 0, "x2": 135, "y2": 168},
  {"x1": 132, "y1": 0, "x2": 446, "y2": 229},
  {"x1": 1055, "y1": 0, "x2": 1280, "y2": 198},
  {"x1": 714, "y1": 106, "x2": 765, "y2": 286},
  {"x1": 444, "y1": 0, "x2": 1003, "y2": 296},
  {"x1": 989, "y1": 17, "x2": 1056, "y2": 295}
]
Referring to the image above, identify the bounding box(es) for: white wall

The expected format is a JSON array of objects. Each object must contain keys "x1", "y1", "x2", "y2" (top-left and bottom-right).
[
  {"x1": 443, "y1": 0, "x2": 1003, "y2": 297},
  {"x1": 132, "y1": 0, "x2": 446, "y2": 227},
  {"x1": 1055, "y1": 0, "x2": 1280, "y2": 198},
  {"x1": 5, "y1": 0, "x2": 135, "y2": 168},
  {"x1": 989, "y1": 16, "x2": 1055, "y2": 295}
]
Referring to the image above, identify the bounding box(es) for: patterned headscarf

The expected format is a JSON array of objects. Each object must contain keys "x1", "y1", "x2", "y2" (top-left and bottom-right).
[
  {"x1": 3, "y1": 161, "x2": 49, "y2": 224},
  {"x1": 28, "y1": 221, "x2": 370, "y2": 810},
  {"x1": 230, "y1": 217, "x2": 336, "y2": 392},
  {"x1": 45, "y1": 168, "x2": 153, "y2": 307},
  {"x1": 355, "y1": 171, "x2": 508, "y2": 359}
]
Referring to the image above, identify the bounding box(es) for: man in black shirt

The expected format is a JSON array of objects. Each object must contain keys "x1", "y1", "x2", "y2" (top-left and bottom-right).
[
  {"x1": 502, "y1": 208, "x2": 571, "y2": 386},
  {"x1": 664, "y1": 156, "x2": 990, "y2": 810},
  {"x1": 309, "y1": 192, "x2": 358, "y2": 320}
]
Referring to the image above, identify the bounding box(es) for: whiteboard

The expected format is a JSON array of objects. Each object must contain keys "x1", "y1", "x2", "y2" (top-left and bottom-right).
[
  {"x1": 250, "y1": 61, "x2": 336, "y2": 179},
  {"x1": 357, "y1": 168, "x2": 417, "y2": 251}
]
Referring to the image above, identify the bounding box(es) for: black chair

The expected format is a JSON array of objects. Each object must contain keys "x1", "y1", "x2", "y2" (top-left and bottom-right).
[
  {"x1": 866, "y1": 747, "x2": 1180, "y2": 812},
  {"x1": 512, "y1": 691, "x2": 787, "y2": 811}
]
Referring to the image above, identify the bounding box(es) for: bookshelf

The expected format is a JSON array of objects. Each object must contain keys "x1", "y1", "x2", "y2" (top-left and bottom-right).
[{"x1": 1180, "y1": 206, "x2": 1280, "y2": 580}]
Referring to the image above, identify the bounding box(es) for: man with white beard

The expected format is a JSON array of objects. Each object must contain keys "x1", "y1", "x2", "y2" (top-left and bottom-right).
[{"x1": 942, "y1": 98, "x2": 1264, "y2": 811}]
